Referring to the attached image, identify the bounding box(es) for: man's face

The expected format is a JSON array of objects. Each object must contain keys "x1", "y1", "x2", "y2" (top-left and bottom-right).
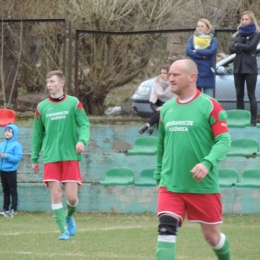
[
  {"x1": 169, "y1": 63, "x2": 189, "y2": 95},
  {"x1": 47, "y1": 75, "x2": 64, "y2": 96}
]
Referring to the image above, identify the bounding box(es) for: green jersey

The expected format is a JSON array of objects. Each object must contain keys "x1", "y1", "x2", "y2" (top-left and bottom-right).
[
  {"x1": 31, "y1": 95, "x2": 90, "y2": 164},
  {"x1": 155, "y1": 91, "x2": 230, "y2": 194}
]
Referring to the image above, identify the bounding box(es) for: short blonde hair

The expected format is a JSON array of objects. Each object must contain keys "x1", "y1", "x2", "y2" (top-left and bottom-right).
[
  {"x1": 198, "y1": 18, "x2": 213, "y2": 33},
  {"x1": 239, "y1": 11, "x2": 260, "y2": 32},
  {"x1": 46, "y1": 70, "x2": 65, "y2": 81}
]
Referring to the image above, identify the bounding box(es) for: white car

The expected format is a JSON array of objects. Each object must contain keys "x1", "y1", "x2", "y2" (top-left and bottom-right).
[{"x1": 131, "y1": 45, "x2": 260, "y2": 117}]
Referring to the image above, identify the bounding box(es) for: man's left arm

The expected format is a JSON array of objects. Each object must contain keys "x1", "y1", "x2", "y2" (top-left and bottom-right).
[
  {"x1": 202, "y1": 99, "x2": 231, "y2": 171},
  {"x1": 75, "y1": 101, "x2": 90, "y2": 147},
  {"x1": 202, "y1": 132, "x2": 231, "y2": 170}
]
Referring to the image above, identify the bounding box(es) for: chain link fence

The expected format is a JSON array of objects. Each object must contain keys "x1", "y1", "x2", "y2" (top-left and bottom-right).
[
  {"x1": 1, "y1": 23, "x2": 260, "y2": 115},
  {"x1": 0, "y1": 19, "x2": 66, "y2": 110},
  {"x1": 76, "y1": 29, "x2": 260, "y2": 116}
]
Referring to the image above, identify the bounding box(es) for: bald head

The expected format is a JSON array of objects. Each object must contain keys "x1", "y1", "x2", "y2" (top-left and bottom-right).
[
  {"x1": 172, "y1": 59, "x2": 198, "y2": 75},
  {"x1": 169, "y1": 59, "x2": 198, "y2": 99}
]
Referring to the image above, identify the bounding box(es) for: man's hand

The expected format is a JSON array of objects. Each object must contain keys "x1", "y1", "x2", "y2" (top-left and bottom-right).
[
  {"x1": 76, "y1": 142, "x2": 85, "y2": 154},
  {"x1": 190, "y1": 163, "x2": 209, "y2": 182},
  {"x1": 32, "y1": 164, "x2": 40, "y2": 174}
]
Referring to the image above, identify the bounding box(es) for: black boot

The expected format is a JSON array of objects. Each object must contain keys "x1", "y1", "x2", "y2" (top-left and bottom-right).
[
  {"x1": 139, "y1": 125, "x2": 148, "y2": 134},
  {"x1": 148, "y1": 127, "x2": 154, "y2": 135},
  {"x1": 251, "y1": 120, "x2": 256, "y2": 127}
]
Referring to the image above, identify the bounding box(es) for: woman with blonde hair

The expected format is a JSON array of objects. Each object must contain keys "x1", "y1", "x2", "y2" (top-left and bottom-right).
[
  {"x1": 186, "y1": 18, "x2": 218, "y2": 97},
  {"x1": 230, "y1": 11, "x2": 260, "y2": 126}
]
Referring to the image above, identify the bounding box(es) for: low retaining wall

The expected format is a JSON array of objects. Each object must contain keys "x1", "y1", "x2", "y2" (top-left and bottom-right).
[{"x1": 0, "y1": 125, "x2": 259, "y2": 214}]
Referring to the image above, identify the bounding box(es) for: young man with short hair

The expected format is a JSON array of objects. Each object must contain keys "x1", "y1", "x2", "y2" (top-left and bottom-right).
[{"x1": 31, "y1": 70, "x2": 90, "y2": 240}]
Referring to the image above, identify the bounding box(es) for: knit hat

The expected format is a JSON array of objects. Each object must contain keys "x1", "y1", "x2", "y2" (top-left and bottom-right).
[{"x1": 5, "y1": 126, "x2": 13, "y2": 132}]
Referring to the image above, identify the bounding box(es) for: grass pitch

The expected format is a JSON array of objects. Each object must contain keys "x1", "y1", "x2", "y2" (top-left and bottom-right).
[{"x1": 0, "y1": 212, "x2": 259, "y2": 260}]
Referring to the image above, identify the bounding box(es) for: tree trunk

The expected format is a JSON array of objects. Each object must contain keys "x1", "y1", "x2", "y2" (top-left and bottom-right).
[{"x1": 79, "y1": 91, "x2": 106, "y2": 115}]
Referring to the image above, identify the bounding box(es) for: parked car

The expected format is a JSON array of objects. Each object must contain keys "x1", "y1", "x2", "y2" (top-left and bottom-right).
[{"x1": 131, "y1": 45, "x2": 260, "y2": 118}]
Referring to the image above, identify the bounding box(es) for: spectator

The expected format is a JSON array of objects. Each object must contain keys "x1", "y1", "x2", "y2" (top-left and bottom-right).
[
  {"x1": 0, "y1": 124, "x2": 23, "y2": 218},
  {"x1": 139, "y1": 64, "x2": 175, "y2": 134},
  {"x1": 229, "y1": 11, "x2": 260, "y2": 126},
  {"x1": 186, "y1": 18, "x2": 218, "y2": 97}
]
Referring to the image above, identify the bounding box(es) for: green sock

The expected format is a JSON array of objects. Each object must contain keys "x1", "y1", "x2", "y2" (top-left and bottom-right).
[
  {"x1": 212, "y1": 234, "x2": 231, "y2": 260},
  {"x1": 66, "y1": 201, "x2": 77, "y2": 218},
  {"x1": 52, "y1": 204, "x2": 66, "y2": 233},
  {"x1": 156, "y1": 236, "x2": 176, "y2": 260}
]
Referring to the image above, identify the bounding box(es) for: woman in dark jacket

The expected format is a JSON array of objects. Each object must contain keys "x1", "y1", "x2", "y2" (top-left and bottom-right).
[
  {"x1": 230, "y1": 11, "x2": 260, "y2": 126},
  {"x1": 186, "y1": 18, "x2": 218, "y2": 97}
]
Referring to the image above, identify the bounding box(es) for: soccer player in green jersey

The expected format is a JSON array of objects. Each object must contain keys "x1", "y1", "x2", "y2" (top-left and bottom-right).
[
  {"x1": 155, "y1": 60, "x2": 231, "y2": 259},
  {"x1": 31, "y1": 70, "x2": 90, "y2": 240}
]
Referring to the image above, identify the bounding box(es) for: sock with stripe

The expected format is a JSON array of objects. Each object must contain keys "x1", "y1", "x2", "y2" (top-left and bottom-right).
[
  {"x1": 212, "y1": 233, "x2": 231, "y2": 260},
  {"x1": 66, "y1": 200, "x2": 78, "y2": 219},
  {"x1": 52, "y1": 203, "x2": 67, "y2": 233},
  {"x1": 156, "y1": 235, "x2": 176, "y2": 260}
]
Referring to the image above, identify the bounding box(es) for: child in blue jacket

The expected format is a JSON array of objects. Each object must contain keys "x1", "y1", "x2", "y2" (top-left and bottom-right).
[{"x1": 0, "y1": 124, "x2": 23, "y2": 217}]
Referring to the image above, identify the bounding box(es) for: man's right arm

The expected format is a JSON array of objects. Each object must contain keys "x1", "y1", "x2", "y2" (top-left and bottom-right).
[{"x1": 31, "y1": 107, "x2": 44, "y2": 164}]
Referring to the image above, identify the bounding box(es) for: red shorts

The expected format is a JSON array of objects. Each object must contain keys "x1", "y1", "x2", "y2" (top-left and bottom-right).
[
  {"x1": 157, "y1": 187, "x2": 222, "y2": 227},
  {"x1": 43, "y1": 161, "x2": 82, "y2": 186}
]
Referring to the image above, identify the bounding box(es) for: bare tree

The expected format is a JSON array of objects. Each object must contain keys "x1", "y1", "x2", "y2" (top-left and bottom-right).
[
  {"x1": 0, "y1": 2, "x2": 24, "y2": 108},
  {"x1": 0, "y1": 0, "x2": 252, "y2": 114},
  {"x1": 68, "y1": 0, "x2": 189, "y2": 115}
]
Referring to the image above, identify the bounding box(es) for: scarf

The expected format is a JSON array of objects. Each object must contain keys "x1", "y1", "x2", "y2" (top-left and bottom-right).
[
  {"x1": 149, "y1": 78, "x2": 175, "y2": 103},
  {"x1": 238, "y1": 22, "x2": 256, "y2": 37},
  {"x1": 193, "y1": 30, "x2": 214, "y2": 50}
]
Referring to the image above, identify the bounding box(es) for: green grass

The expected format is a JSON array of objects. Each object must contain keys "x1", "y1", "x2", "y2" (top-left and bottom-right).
[{"x1": 0, "y1": 212, "x2": 260, "y2": 259}]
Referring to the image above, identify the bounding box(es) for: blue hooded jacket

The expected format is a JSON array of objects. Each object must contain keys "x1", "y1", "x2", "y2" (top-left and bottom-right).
[
  {"x1": 0, "y1": 124, "x2": 23, "y2": 171},
  {"x1": 186, "y1": 32, "x2": 218, "y2": 88}
]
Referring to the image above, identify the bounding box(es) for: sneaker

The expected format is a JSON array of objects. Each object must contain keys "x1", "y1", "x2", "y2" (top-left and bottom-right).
[
  {"x1": 66, "y1": 216, "x2": 76, "y2": 236},
  {"x1": 0, "y1": 210, "x2": 10, "y2": 217},
  {"x1": 9, "y1": 209, "x2": 17, "y2": 218},
  {"x1": 58, "y1": 230, "x2": 70, "y2": 240}
]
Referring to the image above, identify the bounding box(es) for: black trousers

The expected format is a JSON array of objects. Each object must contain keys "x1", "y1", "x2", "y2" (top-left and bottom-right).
[
  {"x1": 0, "y1": 170, "x2": 18, "y2": 211},
  {"x1": 234, "y1": 73, "x2": 257, "y2": 123},
  {"x1": 148, "y1": 111, "x2": 160, "y2": 127}
]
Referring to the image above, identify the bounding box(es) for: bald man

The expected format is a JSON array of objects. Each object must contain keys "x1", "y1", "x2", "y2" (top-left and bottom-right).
[{"x1": 155, "y1": 59, "x2": 231, "y2": 260}]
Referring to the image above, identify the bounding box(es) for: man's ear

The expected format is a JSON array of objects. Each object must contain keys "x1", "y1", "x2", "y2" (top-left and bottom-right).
[{"x1": 189, "y1": 72, "x2": 197, "y2": 82}]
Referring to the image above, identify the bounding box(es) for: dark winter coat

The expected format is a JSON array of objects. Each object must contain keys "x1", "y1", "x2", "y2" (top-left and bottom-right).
[{"x1": 229, "y1": 32, "x2": 260, "y2": 74}]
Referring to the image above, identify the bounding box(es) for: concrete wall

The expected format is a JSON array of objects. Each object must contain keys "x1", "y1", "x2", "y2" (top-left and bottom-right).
[{"x1": 0, "y1": 125, "x2": 259, "y2": 214}]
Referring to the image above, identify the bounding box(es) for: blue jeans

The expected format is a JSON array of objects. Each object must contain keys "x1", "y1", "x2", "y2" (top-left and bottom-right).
[{"x1": 198, "y1": 87, "x2": 214, "y2": 97}]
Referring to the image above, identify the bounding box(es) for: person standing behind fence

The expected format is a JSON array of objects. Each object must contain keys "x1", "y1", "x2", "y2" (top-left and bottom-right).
[
  {"x1": 139, "y1": 64, "x2": 175, "y2": 134},
  {"x1": 229, "y1": 11, "x2": 260, "y2": 126},
  {"x1": 31, "y1": 70, "x2": 90, "y2": 240},
  {"x1": 0, "y1": 124, "x2": 23, "y2": 218},
  {"x1": 186, "y1": 18, "x2": 218, "y2": 97}
]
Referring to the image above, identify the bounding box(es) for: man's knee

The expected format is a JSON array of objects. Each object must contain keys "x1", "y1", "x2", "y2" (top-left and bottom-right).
[
  {"x1": 158, "y1": 215, "x2": 178, "y2": 236},
  {"x1": 67, "y1": 197, "x2": 78, "y2": 206}
]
